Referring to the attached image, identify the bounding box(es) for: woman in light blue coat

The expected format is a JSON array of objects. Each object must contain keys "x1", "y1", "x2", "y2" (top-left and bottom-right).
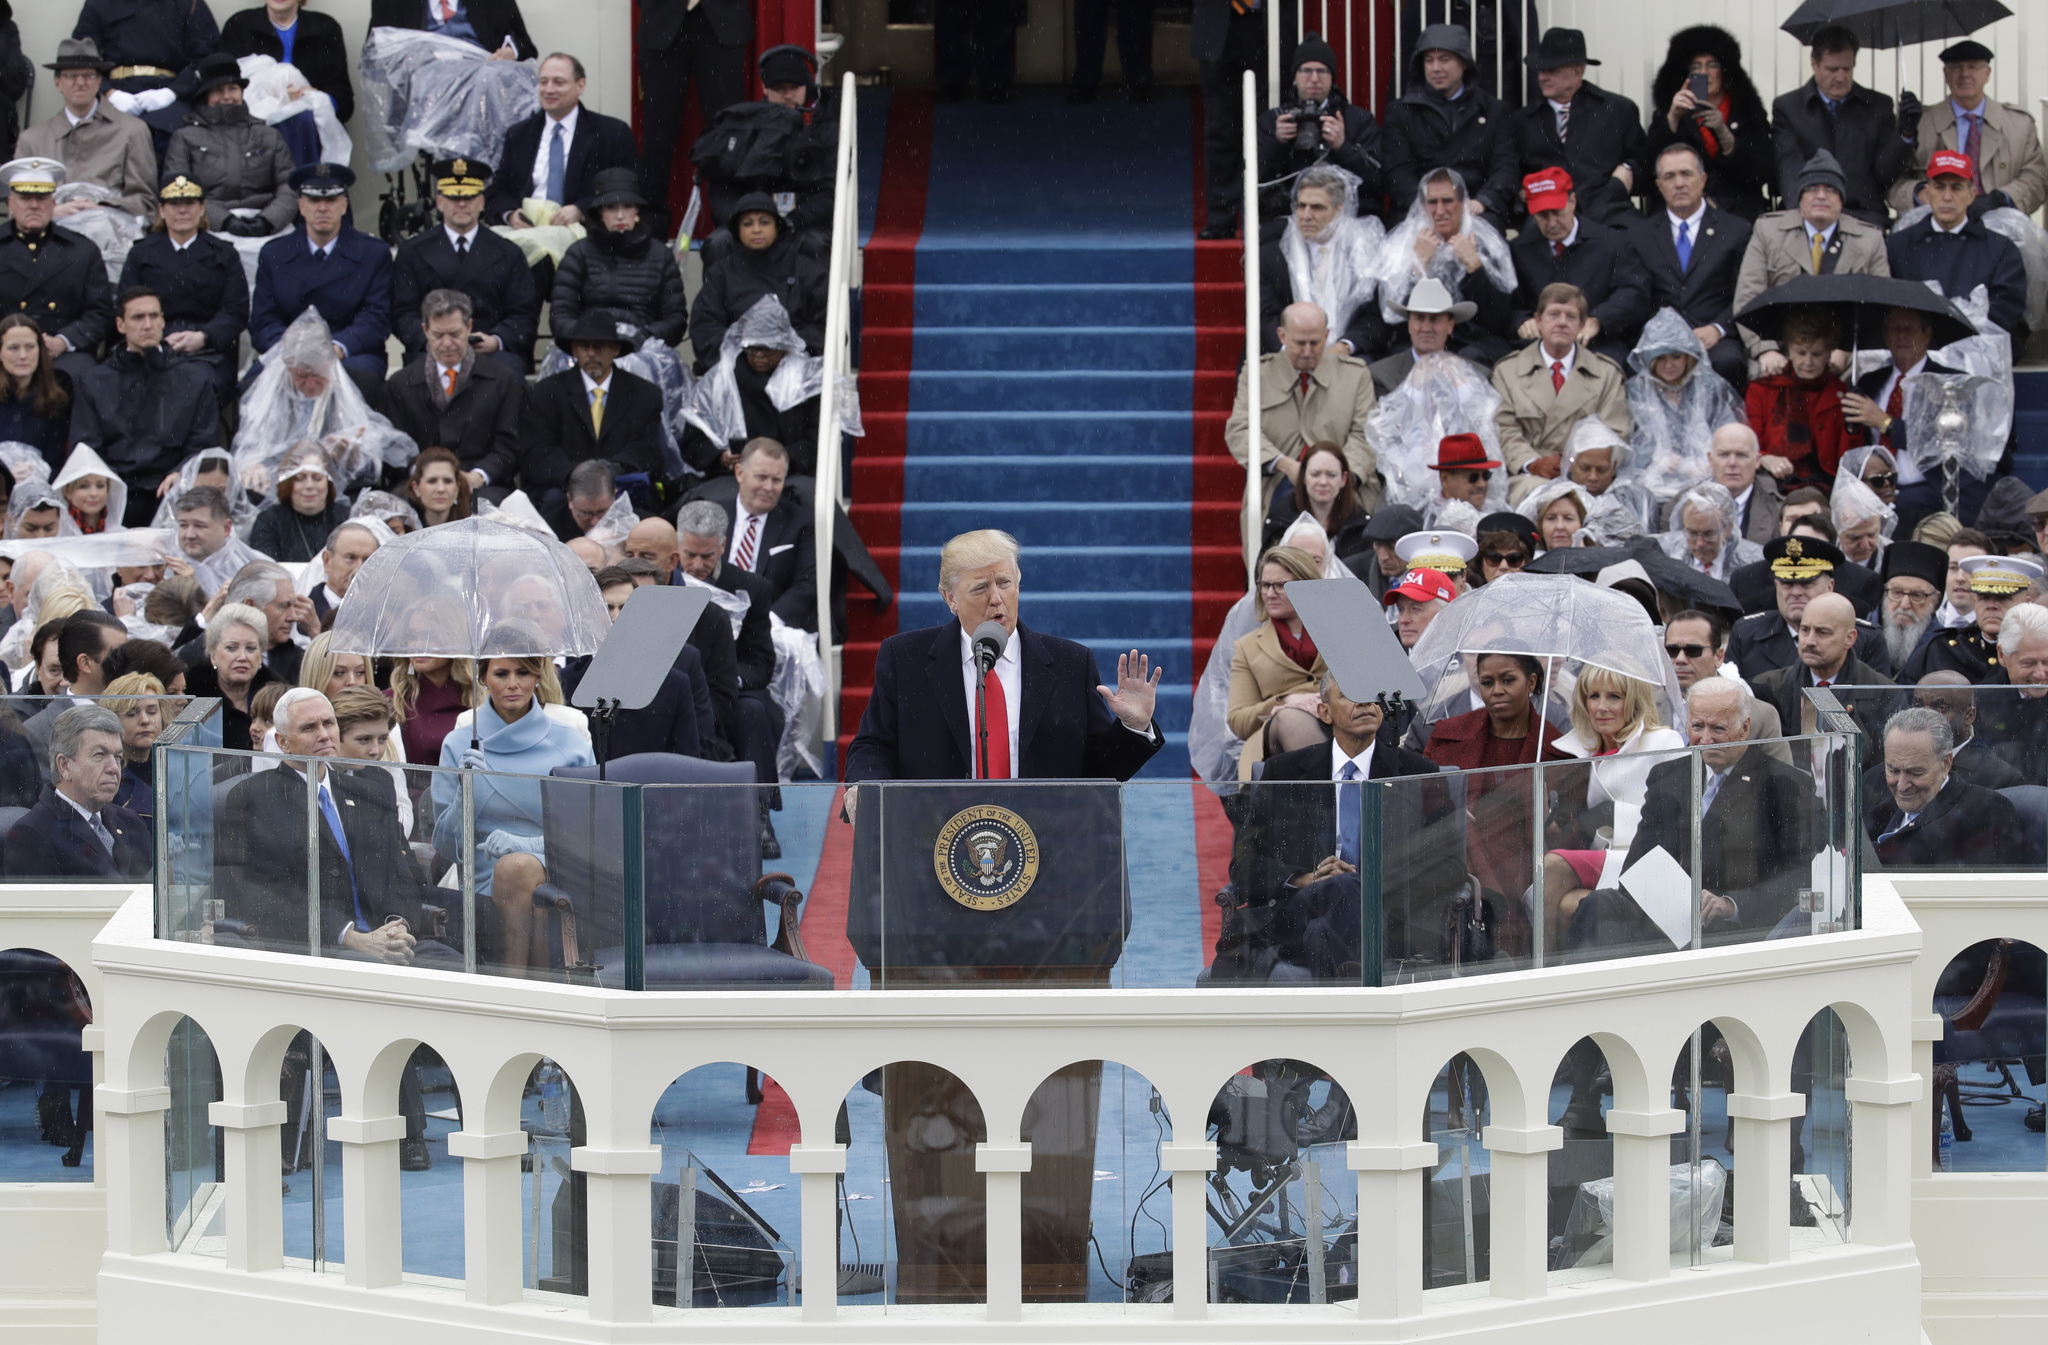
[{"x1": 432, "y1": 657, "x2": 593, "y2": 975}]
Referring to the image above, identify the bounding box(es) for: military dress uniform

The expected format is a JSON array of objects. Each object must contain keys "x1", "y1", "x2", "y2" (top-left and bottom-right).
[
  {"x1": 249, "y1": 163, "x2": 394, "y2": 381},
  {"x1": 72, "y1": 0, "x2": 222, "y2": 154},
  {"x1": 390, "y1": 158, "x2": 537, "y2": 370},
  {"x1": 1724, "y1": 536, "x2": 1890, "y2": 678},
  {"x1": 1902, "y1": 554, "x2": 2044, "y2": 684},
  {"x1": 0, "y1": 159, "x2": 114, "y2": 382},
  {"x1": 117, "y1": 173, "x2": 250, "y2": 401}
]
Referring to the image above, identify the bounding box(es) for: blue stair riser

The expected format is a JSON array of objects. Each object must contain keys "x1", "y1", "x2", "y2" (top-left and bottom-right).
[
  {"x1": 911, "y1": 244, "x2": 1192, "y2": 286},
  {"x1": 897, "y1": 545, "x2": 1195, "y2": 591},
  {"x1": 907, "y1": 370, "x2": 1193, "y2": 412},
  {"x1": 910, "y1": 327, "x2": 1196, "y2": 371},
  {"x1": 898, "y1": 501, "x2": 1191, "y2": 547},
  {"x1": 896, "y1": 590, "x2": 1192, "y2": 641},
  {"x1": 2013, "y1": 371, "x2": 2048, "y2": 488},
  {"x1": 903, "y1": 411, "x2": 1203, "y2": 456},
  {"x1": 906, "y1": 455, "x2": 1192, "y2": 502},
  {"x1": 913, "y1": 284, "x2": 1195, "y2": 327}
]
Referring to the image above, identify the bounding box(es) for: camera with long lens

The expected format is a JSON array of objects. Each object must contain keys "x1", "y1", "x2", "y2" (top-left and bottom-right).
[{"x1": 1280, "y1": 99, "x2": 1329, "y2": 154}]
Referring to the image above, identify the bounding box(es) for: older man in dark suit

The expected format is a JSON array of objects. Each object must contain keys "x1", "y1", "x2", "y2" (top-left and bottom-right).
[
  {"x1": 1569, "y1": 678, "x2": 1816, "y2": 952},
  {"x1": 3, "y1": 706, "x2": 151, "y2": 880},
  {"x1": 679, "y1": 438, "x2": 817, "y2": 631},
  {"x1": 519, "y1": 312, "x2": 666, "y2": 509},
  {"x1": 485, "y1": 54, "x2": 638, "y2": 231},
  {"x1": 1769, "y1": 24, "x2": 1912, "y2": 229},
  {"x1": 1751, "y1": 593, "x2": 1895, "y2": 736},
  {"x1": 249, "y1": 164, "x2": 394, "y2": 381},
  {"x1": 1866, "y1": 705, "x2": 2025, "y2": 868},
  {"x1": 391, "y1": 159, "x2": 538, "y2": 371},
  {"x1": 1504, "y1": 28, "x2": 1648, "y2": 229},
  {"x1": 216, "y1": 688, "x2": 460, "y2": 961},
  {"x1": 384, "y1": 288, "x2": 525, "y2": 501},
  {"x1": 1626, "y1": 142, "x2": 1753, "y2": 390}
]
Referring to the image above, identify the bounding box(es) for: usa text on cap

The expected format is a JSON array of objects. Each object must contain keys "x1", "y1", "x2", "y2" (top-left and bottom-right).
[
  {"x1": 433, "y1": 158, "x2": 490, "y2": 198},
  {"x1": 1, "y1": 158, "x2": 63, "y2": 196},
  {"x1": 1395, "y1": 530, "x2": 1478, "y2": 574},
  {"x1": 1927, "y1": 150, "x2": 1974, "y2": 180},
  {"x1": 1522, "y1": 169, "x2": 1572, "y2": 213},
  {"x1": 289, "y1": 162, "x2": 355, "y2": 197},
  {"x1": 1961, "y1": 554, "x2": 2042, "y2": 596},
  {"x1": 1384, "y1": 568, "x2": 1457, "y2": 606}
]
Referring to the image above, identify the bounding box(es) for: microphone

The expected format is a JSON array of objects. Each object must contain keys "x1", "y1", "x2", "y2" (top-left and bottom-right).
[{"x1": 972, "y1": 620, "x2": 1008, "y2": 673}]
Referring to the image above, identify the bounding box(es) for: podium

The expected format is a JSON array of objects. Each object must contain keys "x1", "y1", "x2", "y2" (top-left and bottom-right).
[{"x1": 847, "y1": 781, "x2": 1125, "y2": 1302}]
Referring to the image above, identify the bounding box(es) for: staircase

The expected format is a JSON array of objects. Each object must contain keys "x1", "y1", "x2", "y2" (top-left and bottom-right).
[{"x1": 839, "y1": 90, "x2": 1248, "y2": 779}]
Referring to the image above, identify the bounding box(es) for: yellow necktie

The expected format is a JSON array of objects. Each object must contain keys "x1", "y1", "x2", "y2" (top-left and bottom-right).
[
  {"x1": 590, "y1": 386, "x2": 605, "y2": 434},
  {"x1": 1809, "y1": 232, "x2": 1826, "y2": 274}
]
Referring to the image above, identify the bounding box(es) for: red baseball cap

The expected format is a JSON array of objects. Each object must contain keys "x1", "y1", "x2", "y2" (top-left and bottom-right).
[
  {"x1": 1927, "y1": 149, "x2": 1974, "y2": 180},
  {"x1": 1384, "y1": 568, "x2": 1456, "y2": 606},
  {"x1": 1522, "y1": 168, "x2": 1573, "y2": 213}
]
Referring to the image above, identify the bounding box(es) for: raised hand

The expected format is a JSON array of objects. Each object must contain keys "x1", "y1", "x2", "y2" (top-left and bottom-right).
[{"x1": 1097, "y1": 650, "x2": 1162, "y2": 731}]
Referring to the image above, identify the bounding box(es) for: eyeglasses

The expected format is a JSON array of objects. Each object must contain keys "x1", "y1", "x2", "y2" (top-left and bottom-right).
[
  {"x1": 1481, "y1": 551, "x2": 1527, "y2": 568},
  {"x1": 1864, "y1": 472, "x2": 1899, "y2": 489},
  {"x1": 1448, "y1": 470, "x2": 1489, "y2": 484},
  {"x1": 1257, "y1": 581, "x2": 1289, "y2": 594},
  {"x1": 1885, "y1": 584, "x2": 1937, "y2": 604},
  {"x1": 1665, "y1": 643, "x2": 1710, "y2": 659}
]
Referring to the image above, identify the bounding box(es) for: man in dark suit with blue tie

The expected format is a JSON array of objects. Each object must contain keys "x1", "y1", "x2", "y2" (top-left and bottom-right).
[
  {"x1": 1865, "y1": 705, "x2": 2024, "y2": 869},
  {"x1": 3, "y1": 706, "x2": 152, "y2": 880},
  {"x1": 216, "y1": 688, "x2": 460, "y2": 963},
  {"x1": 392, "y1": 159, "x2": 538, "y2": 370},
  {"x1": 485, "y1": 54, "x2": 639, "y2": 232},
  {"x1": 1626, "y1": 142, "x2": 1754, "y2": 390},
  {"x1": 249, "y1": 164, "x2": 394, "y2": 382}
]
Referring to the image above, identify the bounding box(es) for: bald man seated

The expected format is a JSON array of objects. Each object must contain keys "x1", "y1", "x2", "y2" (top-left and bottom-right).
[{"x1": 1223, "y1": 302, "x2": 1381, "y2": 519}]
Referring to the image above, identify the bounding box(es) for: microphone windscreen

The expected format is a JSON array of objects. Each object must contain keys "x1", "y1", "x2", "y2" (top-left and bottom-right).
[{"x1": 972, "y1": 620, "x2": 1008, "y2": 662}]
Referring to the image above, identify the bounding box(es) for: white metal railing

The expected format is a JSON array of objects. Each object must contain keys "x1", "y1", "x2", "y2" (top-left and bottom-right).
[
  {"x1": 814, "y1": 71, "x2": 861, "y2": 744},
  {"x1": 1241, "y1": 69, "x2": 1261, "y2": 581},
  {"x1": 87, "y1": 878, "x2": 1927, "y2": 1338}
]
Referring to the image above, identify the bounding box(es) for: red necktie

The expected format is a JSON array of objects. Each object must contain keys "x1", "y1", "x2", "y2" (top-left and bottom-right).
[
  {"x1": 735, "y1": 513, "x2": 760, "y2": 570},
  {"x1": 1884, "y1": 379, "x2": 1904, "y2": 449},
  {"x1": 1551, "y1": 360, "x2": 1566, "y2": 393},
  {"x1": 1552, "y1": 240, "x2": 1565, "y2": 258},
  {"x1": 1963, "y1": 113, "x2": 1983, "y2": 192},
  {"x1": 979, "y1": 669, "x2": 1011, "y2": 778},
  {"x1": 1297, "y1": 370, "x2": 1312, "y2": 397}
]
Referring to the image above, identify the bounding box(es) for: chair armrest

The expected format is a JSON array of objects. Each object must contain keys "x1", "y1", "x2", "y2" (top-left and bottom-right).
[{"x1": 753, "y1": 871, "x2": 809, "y2": 962}]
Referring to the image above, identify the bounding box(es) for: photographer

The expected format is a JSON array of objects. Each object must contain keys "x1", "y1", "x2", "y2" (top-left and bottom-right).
[
  {"x1": 690, "y1": 46, "x2": 839, "y2": 263},
  {"x1": 1255, "y1": 34, "x2": 1382, "y2": 224}
]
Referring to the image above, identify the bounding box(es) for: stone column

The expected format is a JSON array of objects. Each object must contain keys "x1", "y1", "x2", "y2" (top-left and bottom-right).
[
  {"x1": 447, "y1": 1128, "x2": 528, "y2": 1304},
  {"x1": 975, "y1": 1142, "x2": 1032, "y2": 1322},
  {"x1": 1604, "y1": 1108, "x2": 1687, "y2": 1280},
  {"x1": 1843, "y1": 1077, "x2": 1921, "y2": 1246},
  {"x1": 1348, "y1": 1140, "x2": 1436, "y2": 1319},
  {"x1": 1480, "y1": 1123, "x2": 1563, "y2": 1299},
  {"x1": 1160, "y1": 1141, "x2": 1217, "y2": 1319},
  {"x1": 327, "y1": 1114, "x2": 406, "y2": 1287},
  {"x1": 208, "y1": 1099, "x2": 288, "y2": 1272},
  {"x1": 789, "y1": 1143, "x2": 847, "y2": 1321},
  {"x1": 1726, "y1": 1092, "x2": 1803, "y2": 1264},
  {"x1": 96, "y1": 1084, "x2": 170, "y2": 1256},
  {"x1": 571, "y1": 1145, "x2": 663, "y2": 1322}
]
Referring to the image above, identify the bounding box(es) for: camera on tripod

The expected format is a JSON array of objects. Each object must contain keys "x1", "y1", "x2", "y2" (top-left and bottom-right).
[{"x1": 1280, "y1": 99, "x2": 1330, "y2": 153}]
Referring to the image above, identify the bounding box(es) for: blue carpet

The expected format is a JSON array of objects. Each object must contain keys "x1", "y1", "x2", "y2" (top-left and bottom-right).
[{"x1": 900, "y1": 89, "x2": 1200, "y2": 778}]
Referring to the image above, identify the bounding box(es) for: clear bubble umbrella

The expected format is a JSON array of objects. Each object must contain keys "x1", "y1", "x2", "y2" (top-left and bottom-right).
[{"x1": 328, "y1": 516, "x2": 611, "y2": 661}]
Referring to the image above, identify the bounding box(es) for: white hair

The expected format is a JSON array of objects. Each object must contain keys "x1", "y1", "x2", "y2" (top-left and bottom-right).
[
  {"x1": 1686, "y1": 675, "x2": 1749, "y2": 723},
  {"x1": 1997, "y1": 602, "x2": 2048, "y2": 658},
  {"x1": 938, "y1": 530, "x2": 1021, "y2": 593},
  {"x1": 273, "y1": 687, "x2": 332, "y2": 736},
  {"x1": 205, "y1": 602, "x2": 270, "y2": 656}
]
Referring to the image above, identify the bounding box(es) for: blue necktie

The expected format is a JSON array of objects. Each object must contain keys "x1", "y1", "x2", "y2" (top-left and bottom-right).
[
  {"x1": 1675, "y1": 220, "x2": 1693, "y2": 273},
  {"x1": 1336, "y1": 760, "x2": 1361, "y2": 869},
  {"x1": 1700, "y1": 769, "x2": 1723, "y2": 820},
  {"x1": 317, "y1": 781, "x2": 369, "y2": 934},
  {"x1": 546, "y1": 122, "x2": 567, "y2": 204}
]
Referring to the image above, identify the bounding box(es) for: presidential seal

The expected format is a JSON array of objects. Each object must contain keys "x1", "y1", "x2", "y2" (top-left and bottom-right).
[{"x1": 933, "y1": 805, "x2": 1041, "y2": 911}]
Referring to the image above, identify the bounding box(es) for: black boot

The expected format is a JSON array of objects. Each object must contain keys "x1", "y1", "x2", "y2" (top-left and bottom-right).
[
  {"x1": 759, "y1": 800, "x2": 782, "y2": 860},
  {"x1": 400, "y1": 1137, "x2": 432, "y2": 1172}
]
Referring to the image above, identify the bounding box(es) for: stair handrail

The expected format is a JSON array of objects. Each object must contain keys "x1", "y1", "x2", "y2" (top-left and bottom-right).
[
  {"x1": 1242, "y1": 68, "x2": 1262, "y2": 582},
  {"x1": 814, "y1": 71, "x2": 860, "y2": 744}
]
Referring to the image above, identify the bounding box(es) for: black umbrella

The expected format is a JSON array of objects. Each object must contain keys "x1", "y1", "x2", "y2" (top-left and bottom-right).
[
  {"x1": 1525, "y1": 540, "x2": 1742, "y2": 615},
  {"x1": 1734, "y1": 273, "x2": 1978, "y2": 349},
  {"x1": 1782, "y1": 0, "x2": 2009, "y2": 47}
]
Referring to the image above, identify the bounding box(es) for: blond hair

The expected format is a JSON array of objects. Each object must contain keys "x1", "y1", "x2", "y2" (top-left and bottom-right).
[
  {"x1": 1254, "y1": 546, "x2": 1321, "y2": 623},
  {"x1": 298, "y1": 630, "x2": 369, "y2": 695},
  {"x1": 937, "y1": 530, "x2": 1021, "y2": 594},
  {"x1": 37, "y1": 589, "x2": 91, "y2": 624},
  {"x1": 1570, "y1": 664, "x2": 1660, "y2": 745}
]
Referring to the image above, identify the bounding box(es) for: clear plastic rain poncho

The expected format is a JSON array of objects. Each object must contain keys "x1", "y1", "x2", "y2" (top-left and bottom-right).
[
  {"x1": 1517, "y1": 478, "x2": 1595, "y2": 542},
  {"x1": 580, "y1": 493, "x2": 640, "y2": 560},
  {"x1": 1562, "y1": 1158, "x2": 1726, "y2": 1269},
  {"x1": 681, "y1": 295, "x2": 824, "y2": 450},
  {"x1": 50, "y1": 443, "x2": 128, "y2": 540},
  {"x1": 0, "y1": 443, "x2": 47, "y2": 487},
  {"x1": 1837, "y1": 445, "x2": 1898, "y2": 503},
  {"x1": 1580, "y1": 492, "x2": 1649, "y2": 547},
  {"x1": 1373, "y1": 168, "x2": 1517, "y2": 325},
  {"x1": 1830, "y1": 472, "x2": 1897, "y2": 546},
  {"x1": 537, "y1": 344, "x2": 689, "y2": 482},
  {"x1": 1406, "y1": 571, "x2": 1684, "y2": 738},
  {"x1": 770, "y1": 613, "x2": 827, "y2": 780},
  {"x1": 472, "y1": 490, "x2": 559, "y2": 538},
  {"x1": 1896, "y1": 286, "x2": 2015, "y2": 474},
  {"x1": 235, "y1": 309, "x2": 417, "y2": 502},
  {"x1": 1561, "y1": 418, "x2": 1654, "y2": 531},
  {"x1": 1626, "y1": 308, "x2": 1747, "y2": 505},
  {"x1": 1366, "y1": 352, "x2": 1509, "y2": 517},
  {"x1": 51, "y1": 182, "x2": 144, "y2": 285},
  {"x1": 237, "y1": 54, "x2": 353, "y2": 169},
  {"x1": 327, "y1": 517, "x2": 611, "y2": 659},
  {"x1": 4, "y1": 480, "x2": 64, "y2": 540},
  {"x1": 358, "y1": 27, "x2": 539, "y2": 176},
  {"x1": 351, "y1": 489, "x2": 422, "y2": 535},
  {"x1": 0, "y1": 556, "x2": 92, "y2": 670},
  {"x1": 148, "y1": 449, "x2": 252, "y2": 531},
  {"x1": 1278, "y1": 165, "x2": 1385, "y2": 352},
  {"x1": 1653, "y1": 481, "x2": 1761, "y2": 580}
]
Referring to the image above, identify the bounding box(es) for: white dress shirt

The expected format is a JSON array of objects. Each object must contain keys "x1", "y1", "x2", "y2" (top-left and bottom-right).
[
  {"x1": 728, "y1": 500, "x2": 770, "y2": 569},
  {"x1": 960, "y1": 625, "x2": 1021, "y2": 774},
  {"x1": 1873, "y1": 356, "x2": 1929, "y2": 484},
  {"x1": 444, "y1": 223, "x2": 481, "y2": 251},
  {"x1": 66, "y1": 102, "x2": 97, "y2": 130},
  {"x1": 1330, "y1": 737, "x2": 1375, "y2": 859},
  {"x1": 56, "y1": 788, "x2": 115, "y2": 852},
  {"x1": 530, "y1": 105, "x2": 580, "y2": 205},
  {"x1": 1543, "y1": 341, "x2": 1577, "y2": 381},
  {"x1": 1667, "y1": 202, "x2": 1708, "y2": 248}
]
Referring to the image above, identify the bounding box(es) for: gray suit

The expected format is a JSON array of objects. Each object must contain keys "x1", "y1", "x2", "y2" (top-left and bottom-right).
[{"x1": 1733, "y1": 211, "x2": 1891, "y2": 360}]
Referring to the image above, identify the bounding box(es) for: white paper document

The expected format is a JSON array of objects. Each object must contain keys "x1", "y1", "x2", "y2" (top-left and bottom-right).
[{"x1": 1618, "y1": 845, "x2": 1697, "y2": 950}]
